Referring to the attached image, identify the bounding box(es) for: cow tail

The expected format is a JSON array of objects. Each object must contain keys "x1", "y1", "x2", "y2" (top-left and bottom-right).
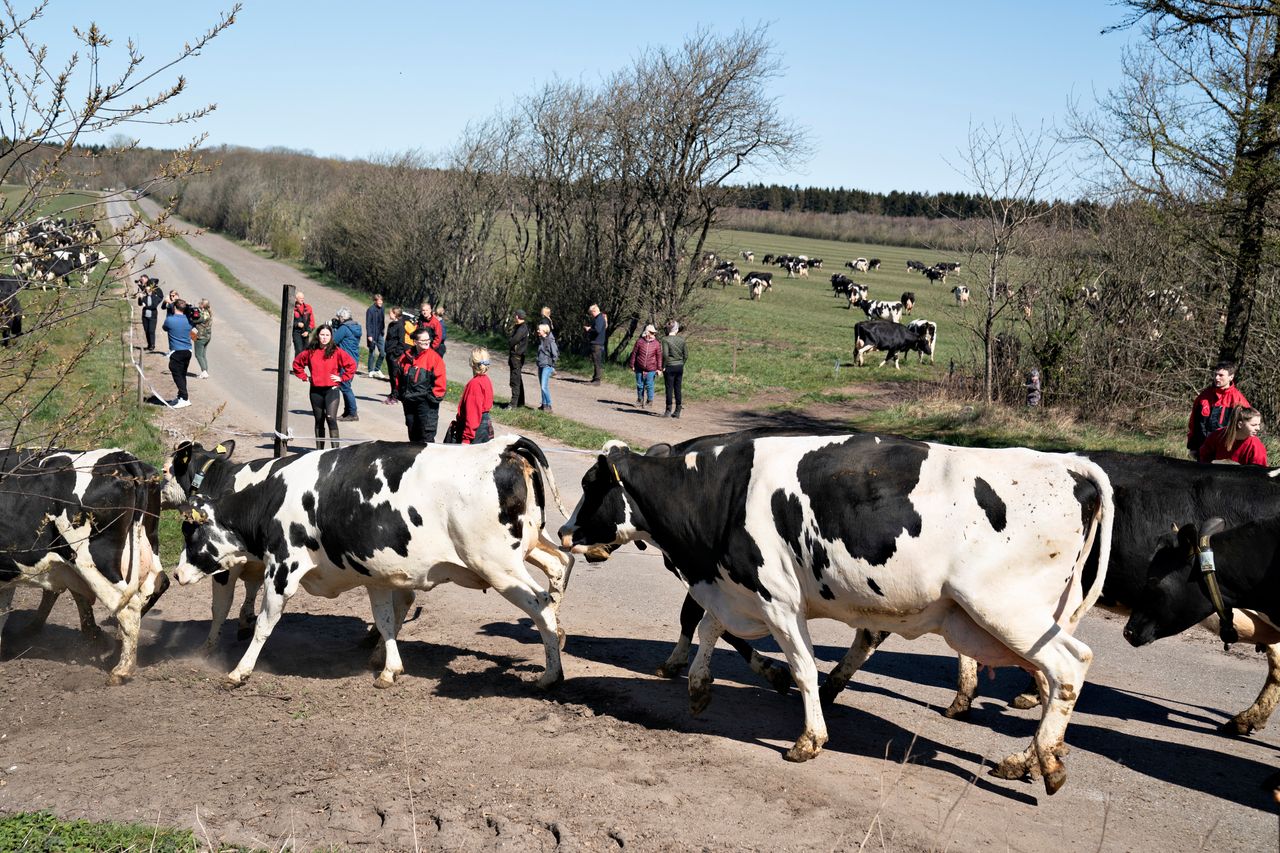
[
  {"x1": 1065, "y1": 456, "x2": 1114, "y2": 625},
  {"x1": 506, "y1": 436, "x2": 567, "y2": 520}
]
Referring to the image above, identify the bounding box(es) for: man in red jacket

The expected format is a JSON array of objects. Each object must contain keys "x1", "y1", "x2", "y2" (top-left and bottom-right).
[
  {"x1": 292, "y1": 291, "x2": 316, "y2": 357},
  {"x1": 1187, "y1": 362, "x2": 1251, "y2": 457},
  {"x1": 397, "y1": 326, "x2": 447, "y2": 443}
]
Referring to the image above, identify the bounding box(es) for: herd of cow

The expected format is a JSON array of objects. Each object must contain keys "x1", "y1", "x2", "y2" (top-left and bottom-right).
[
  {"x1": 0, "y1": 216, "x2": 111, "y2": 346},
  {"x1": 2, "y1": 428, "x2": 1279, "y2": 799}
]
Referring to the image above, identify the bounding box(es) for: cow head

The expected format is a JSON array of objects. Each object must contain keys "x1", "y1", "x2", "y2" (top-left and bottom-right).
[
  {"x1": 1124, "y1": 518, "x2": 1232, "y2": 648},
  {"x1": 162, "y1": 439, "x2": 235, "y2": 507},
  {"x1": 175, "y1": 496, "x2": 250, "y2": 584},
  {"x1": 558, "y1": 441, "x2": 651, "y2": 560}
]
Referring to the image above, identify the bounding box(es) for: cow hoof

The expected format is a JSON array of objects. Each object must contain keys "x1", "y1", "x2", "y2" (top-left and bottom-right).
[
  {"x1": 818, "y1": 678, "x2": 846, "y2": 706},
  {"x1": 373, "y1": 673, "x2": 397, "y2": 689},
  {"x1": 1011, "y1": 691, "x2": 1041, "y2": 710},
  {"x1": 106, "y1": 671, "x2": 131, "y2": 686},
  {"x1": 763, "y1": 663, "x2": 793, "y2": 695},
  {"x1": 536, "y1": 669, "x2": 564, "y2": 690},
  {"x1": 942, "y1": 698, "x2": 972, "y2": 719},
  {"x1": 990, "y1": 753, "x2": 1033, "y2": 780},
  {"x1": 1221, "y1": 716, "x2": 1259, "y2": 737},
  {"x1": 224, "y1": 672, "x2": 247, "y2": 688},
  {"x1": 654, "y1": 661, "x2": 685, "y2": 679},
  {"x1": 689, "y1": 681, "x2": 713, "y2": 716},
  {"x1": 1043, "y1": 766, "x2": 1067, "y2": 795},
  {"x1": 783, "y1": 732, "x2": 825, "y2": 763}
]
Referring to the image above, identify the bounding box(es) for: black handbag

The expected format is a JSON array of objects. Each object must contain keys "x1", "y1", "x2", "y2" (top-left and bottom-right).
[{"x1": 442, "y1": 419, "x2": 461, "y2": 444}]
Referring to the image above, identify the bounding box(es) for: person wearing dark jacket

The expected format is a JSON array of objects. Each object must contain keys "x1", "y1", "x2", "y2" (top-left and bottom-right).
[
  {"x1": 365, "y1": 294, "x2": 386, "y2": 378},
  {"x1": 507, "y1": 309, "x2": 529, "y2": 408},
  {"x1": 292, "y1": 292, "x2": 316, "y2": 357},
  {"x1": 627, "y1": 324, "x2": 663, "y2": 409},
  {"x1": 661, "y1": 320, "x2": 687, "y2": 418},
  {"x1": 331, "y1": 307, "x2": 362, "y2": 421},
  {"x1": 136, "y1": 276, "x2": 163, "y2": 351},
  {"x1": 292, "y1": 324, "x2": 357, "y2": 449},
  {"x1": 535, "y1": 322, "x2": 559, "y2": 412},
  {"x1": 584, "y1": 303, "x2": 607, "y2": 383},
  {"x1": 397, "y1": 325, "x2": 447, "y2": 443},
  {"x1": 383, "y1": 306, "x2": 408, "y2": 404},
  {"x1": 1187, "y1": 362, "x2": 1251, "y2": 457}
]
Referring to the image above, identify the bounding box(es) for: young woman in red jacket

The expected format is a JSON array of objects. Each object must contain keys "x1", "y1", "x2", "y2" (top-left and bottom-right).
[
  {"x1": 456, "y1": 347, "x2": 495, "y2": 444},
  {"x1": 1199, "y1": 406, "x2": 1267, "y2": 466},
  {"x1": 292, "y1": 325, "x2": 357, "y2": 449}
]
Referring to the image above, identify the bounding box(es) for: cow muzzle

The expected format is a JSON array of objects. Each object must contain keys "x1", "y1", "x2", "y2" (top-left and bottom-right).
[{"x1": 174, "y1": 555, "x2": 206, "y2": 585}]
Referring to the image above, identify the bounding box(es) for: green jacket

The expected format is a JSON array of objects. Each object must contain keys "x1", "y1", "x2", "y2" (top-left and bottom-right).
[{"x1": 662, "y1": 334, "x2": 687, "y2": 367}]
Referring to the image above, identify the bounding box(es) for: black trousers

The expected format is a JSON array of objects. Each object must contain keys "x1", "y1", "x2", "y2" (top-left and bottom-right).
[
  {"x1": 402, "y1": 398, "x2": 439, "y2": 444},
  {"x1": 292, "y1": 329, "x2": 309, "y2": 358},
  {"x1": 386, "y1": 347, "x2": 406, "y2": 395},
  {"x1": 169, "y1": 350, "x2": 191, "y2": 401},
  {"x1": 508, "y1": 355, "x2": 526, "y2": 407},
  {"x1": 142, "y1": 315, "x2": 158, "y2": 350},
  {"x1": 664, "y1": 365, "x2": 684, "y2": 410},
  {"x1": 310, "y1": 386, "x2": 340, "y2": 448},
  {"x1": 590, "y1": 344, "x2": 604, "y2": 381}
]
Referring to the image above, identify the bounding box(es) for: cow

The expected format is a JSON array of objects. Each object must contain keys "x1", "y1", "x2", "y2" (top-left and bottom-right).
[
  {"x1": 823, "y1": 454, "x2": 1280, "y2": 736},
  {"x1": 740, "y1": 250, "x2": 754, "y2": 263},
  {"x1": 559, "y1": 434, "x2": 1114, "y2": 794},
  {"x1": 762, "y1": 254, "x2": 775, "y2": 264},
  {"x1": 851, "y1": 297, "x2": 903, "y2": 324},
  {"x1": 808, "y1": 258, "x2": 823, "y2": 269},
  {"x1": 906, "y1": 260, "x2": 927, "y2": 272},
  {"x1": 173, "y1": 437, "x2": 573, "y2": 689},
  {"x1": 924, "y1": 267, "x2": 948, "y2": 284},
  {"x1": 854, "y1": 319, "x2": 934, "y2": 368},
  {"x1": 1124, "y1": 516, "x2": 1280, "y2": 651},
  {"x1": 905, "y1": 320, "x2": 938, "y2": 364},
  {"x1": 0, "y1": 276, "x2": 23, "y2": 345},
  {"x1": 951, "y1": 285, "x2": 970, "y2": 306},
  {"x1": 848, "y1": 258, "x2": 870, "y2": 273},
  {"x1": 830, "y1": 273, "x2": 853, "y2": 296},
  {"x1": 0, "y1": 448, "x2": 165, "y2": 684},
  {"x1": 868, "y1": 258, "x2": 881, "y2": 271},
  {"x1": 744, "y1": 271, "x2": 773, "y2": 301},
  {"x1": 900, "y1": 291, "x2": 916, "y2": 314}
]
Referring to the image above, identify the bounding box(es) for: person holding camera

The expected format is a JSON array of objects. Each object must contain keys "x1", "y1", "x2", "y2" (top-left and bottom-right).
[
  {"x1": 161, "y1": 287, "x2": 180, "y2": 317},
  {"x1": 161, "y1": 298, "x2": 193, "y2": 408},
  {"x1": 135, "y1": 275, "x2": 162, "y2": 352},
  {"x1": 331, "y1": 306, "x2": 362, "y2": 421},
  {"x1": 397, "y1": 325, "x2": 447, "y2": 443},
  {"x1": 292, "y1": 291, "x2": 316, "y2": 357}
]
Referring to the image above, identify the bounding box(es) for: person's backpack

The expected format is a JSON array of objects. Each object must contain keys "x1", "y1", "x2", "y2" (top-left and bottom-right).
[{"x1": 184, "y1": 304, "x2": 204, "y2": 324}]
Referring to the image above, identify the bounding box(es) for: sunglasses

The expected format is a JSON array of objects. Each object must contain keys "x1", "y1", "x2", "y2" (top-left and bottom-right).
[{"x1": 478, "y1": 360, "x2": 490, "y2": 366}]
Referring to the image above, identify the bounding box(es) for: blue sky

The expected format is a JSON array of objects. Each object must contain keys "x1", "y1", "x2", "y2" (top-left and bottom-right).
[{"x1": 40, "y1": 1, "x2": 1138, "y2": 194}]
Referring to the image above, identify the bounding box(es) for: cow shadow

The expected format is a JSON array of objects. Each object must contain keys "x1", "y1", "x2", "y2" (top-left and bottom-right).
[{"x1": 727, "y1": 408, "x2": 861, "y2": 432}]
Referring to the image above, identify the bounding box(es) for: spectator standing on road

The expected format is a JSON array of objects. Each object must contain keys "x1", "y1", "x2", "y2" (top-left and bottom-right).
[
  {"x1": 292, "y1": 324, "x2": 356, "y2": 450},
  {"x1": 434, "y1": 305, "x2": 448, "y2": 357},
  {"x1": 540, "y1": 306, "x2": 554, "y2": 336},
  {"x1": 584, "y1": 304, "x2": 607, "y2": 384},
  {"x1": 136, "y1": 275, "x2": 162, "y2": 351},
  {"x1": 161, "y1": 299, "x2": 193, "y2": 409},
  {"x1": 191, "y1": 298, "x2": 214, "y2": 379},
  {"x1": 628, "y1": 324, "x2": 663, "y2": 409},
  {"x1": 161, "y1": 286, "x2": 179, "y2": 317},
  {"x1": 661, "y1": 320, "x2": 687, "y2": 419},
  {"x1": 1199, "y1": 406, "x2": 1268, "y2": 466},
  {"x1": 365, "y1": 294, "x2": 386, "y2": 378},
  {"x1": 397, "y1": 326, "x2": 447, "y2": 443},
  {"x1": 535, "y1": 322, "x2": 559, "y2": 413},
  {"x1": 457, "y1": 348, "x2": 495, "y2": 444},
  {"x1": 384, "y1": 306, "x2": 408, "y2": 404},
  {"x1": 292, "y1": 291, "x2": 316, "y2": 357},
  {"x1": 332, "y1": 307, "x2": 362, "y2": 421},
  {"x1": 1187, "y1": 362, "x2": 1251, "y2": 457},
  {"x1": 507, "y1": 308, "x2": 529, "y2": 408}
]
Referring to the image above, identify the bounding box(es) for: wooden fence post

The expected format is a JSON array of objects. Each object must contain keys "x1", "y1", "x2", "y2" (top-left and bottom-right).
[{"x1": 274, "y1": 284, "x2": 295, "y2": 458}]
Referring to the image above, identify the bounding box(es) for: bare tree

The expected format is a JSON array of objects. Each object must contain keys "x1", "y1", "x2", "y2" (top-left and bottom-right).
[{"x1": 949, "y1": 121, "x2": 1063, "y2": 402}]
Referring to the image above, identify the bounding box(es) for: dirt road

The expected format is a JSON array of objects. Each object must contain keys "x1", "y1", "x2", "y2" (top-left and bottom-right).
[{"x1": 0, "y1": 201, "x2": 1276, "y2": 851}]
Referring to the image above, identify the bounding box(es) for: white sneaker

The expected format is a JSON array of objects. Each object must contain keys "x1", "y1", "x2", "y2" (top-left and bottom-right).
[
  {"x1": 171, "y1": 398, "x2": 191, "y2": 409},
  {"x1": 198, "y1": 370, "x2": 209, "y2": 379}
]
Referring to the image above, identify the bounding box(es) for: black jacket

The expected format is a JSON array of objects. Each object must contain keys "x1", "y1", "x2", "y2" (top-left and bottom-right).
[{"x1": 509, "y1": 321, "x2": 529, "y2": 358}]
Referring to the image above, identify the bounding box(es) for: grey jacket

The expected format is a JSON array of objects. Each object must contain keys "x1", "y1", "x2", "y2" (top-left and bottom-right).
[
  {"x1": 662, "y1": 334, "x2": 687, "y2": 368},
  {"x1": 536, "y1": 332, "x2": 559, "y2": 369}
]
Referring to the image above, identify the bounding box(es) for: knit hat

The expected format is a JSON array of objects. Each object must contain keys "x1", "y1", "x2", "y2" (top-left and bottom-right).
[{"x1": 514, "y1": 308, "x2": 526, "y2": 319}]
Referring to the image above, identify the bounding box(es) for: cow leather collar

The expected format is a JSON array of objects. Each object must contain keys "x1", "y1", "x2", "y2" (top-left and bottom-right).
[
  {"x1": 1192, "y1": 518, "x2": 1238, "y2": 650},
  {"x1": 190, "y1": 457, "x2": 217, "y2": 494}
]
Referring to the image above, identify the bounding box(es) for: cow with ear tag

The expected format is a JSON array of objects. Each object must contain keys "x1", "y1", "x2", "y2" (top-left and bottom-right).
[{"x1": 1125, "y1": 516, "x2": 1280, "y2": 649}]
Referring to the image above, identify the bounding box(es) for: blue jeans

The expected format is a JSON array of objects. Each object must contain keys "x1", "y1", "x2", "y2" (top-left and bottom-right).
[
  {"x1": 635, "y1": 370, "x2": 656, "y2": 402},
  {"x1": 366, "y1": 338, "x2": 384, "y2": 373},
  {"x1": 539, "y1": 365, "x2": 555, "y2": 408},
  {"x1": 340, "y1": 378, "x2": 357, "y2": 416}
]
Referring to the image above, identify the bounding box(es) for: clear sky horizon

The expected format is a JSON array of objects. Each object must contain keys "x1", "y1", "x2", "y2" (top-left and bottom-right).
[{"x1": 39, "y1": 1, "x2": 1138, "y2": 195}]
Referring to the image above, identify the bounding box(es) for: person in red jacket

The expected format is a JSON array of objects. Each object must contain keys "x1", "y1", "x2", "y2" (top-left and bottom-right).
[
  {"x1": 1199, "y1": 406, "x2": 1267, "y2": 466},
  {"x1": 292, "y1": 325, "x2": 356, "y2": 449},
  {"x1": 627, "y1": 323, "x2": 663, "y2": 409},
  {"x1": 1187, "y1": 362, "x2": 1251, "y2": 457},
  {"x1": 456, "y1": 347, "x2": 495, "y2": 444},
  {"x1": 397, "y1": 325, "x2": 447, "y2": 443},
  {"x1": 292, "y1": 291, "x2": 316, "y2": 358}
]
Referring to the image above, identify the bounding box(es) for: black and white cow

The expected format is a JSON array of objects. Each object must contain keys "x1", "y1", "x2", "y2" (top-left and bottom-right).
[
  {"x1": 924, "y1": 267, "x2": 948, "y2": 284},
  {"x1": 854, "y1": 320, "x2": 934, "y2": 368},
  {"x1": 0, "y1": 276, "x2": 23, "y2": 345},
  {"x1": 900, "y1": 291, "x2": 916, "y2": 314},
  {"x1": 560, "y1": 434, "x2": 1114, "y2": 794},
  {"x1": 1124, "y1": 516, "x2": 1280, "y2": 650},
  {"x1": 868, "y1": 258, "x2": 881, "y2": 271},
  {"x1": 830, "y1": 273, "x2": 853, "y2": 297},
  {"x1": 740, "y1": 250, "x2": 754, "y2": 263},
  {"x1": 174, "y1": 438, "x2": 573, "y2": 688},
  {"x1": 0, "y1": 448, "x2": 165, "y2": 684},
  {"x1": 851, "y1": 297, "x2": 903, "y2": 323},
  {"x1": 905, "y1": 320, "x2": 937, "y2": 364},
  {"x1": 951, "y1": 285, "x2": 970, "y2": 306}
]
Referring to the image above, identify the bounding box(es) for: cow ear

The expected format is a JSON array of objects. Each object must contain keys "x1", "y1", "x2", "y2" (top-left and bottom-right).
[
  {"x1": 1176, "y1": 523, "x2": 1199, "y2": 551},
  {"x1": 216, "y1": 439, "x2": 235, "y2": 457},
  {"x1": 645, "y1": 443, "x2": 673, "y2": 458}
]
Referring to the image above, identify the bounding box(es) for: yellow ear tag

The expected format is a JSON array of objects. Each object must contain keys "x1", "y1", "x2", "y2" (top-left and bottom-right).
[{"x1": 215, "y1": 444, "x2": 227, "y2": 454}]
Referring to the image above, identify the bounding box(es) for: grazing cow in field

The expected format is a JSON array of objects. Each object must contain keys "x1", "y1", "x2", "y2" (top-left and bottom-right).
[
  {"x1": 0, "y1": 448, "x2": 165, "y2": 684},
  {"x1": 854, "y1": 319, "x2": 934, "y2": 368},
  {"x1": 559, "y1": 434, "x2": 1114, "y2": 794},
  {"x1": 762, "y1": 254, "x2": 775, "y2": 264},
  {"x1": 830, "y1": 273, "x2": 853, "y2": 296},
  {"x1": 851, "y1": 297, "x2": 903, "y2": 323},
  {"x1": 0, "y1": 276, "x2": 23, "y2": 345},
  {"x1": 808, "y1": 258, "x2": 823, "y2": 269},
  {"x1": 740, "y1": 250, "x2": 754, "y2": 263},
  {"x1": 900, "y1": 291, "x2": 916, "y2": 314},
  {"x1": 848, "y1": 258, "x2": 870, "y2": 273},
  {"x1": 905, "y1": 320, "x2": 937, "y2": 364},
  {"x1": 951, "y1": 285, "x2": 970, "y2": 306},
  {"x1": 868, "y1": 258, "x2": 881, "y2": 271},
  {"x1": 744, "y1": 271, "x2": 773, "y2": 300},
  {"x1": 906, "y1": 260, "x2": 927, "y2": 272},
  {"x1": 924, "y1": 267, "x2": 948, "y2": 284},
  {"x1": 174, "y1": 437, "x2": 573, "y2": 688}
]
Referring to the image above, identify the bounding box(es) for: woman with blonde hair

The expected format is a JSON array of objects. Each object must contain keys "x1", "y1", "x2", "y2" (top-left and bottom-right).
[
  {"x1": 455, "y1": 347, "x2": 495, "y2": 444},
  {"x1": 191, "y1": 298, "x2": 213, "y2": 379},
  {"x1": 1198, "y1": 406, "x2": 1267, "y2": 466}
]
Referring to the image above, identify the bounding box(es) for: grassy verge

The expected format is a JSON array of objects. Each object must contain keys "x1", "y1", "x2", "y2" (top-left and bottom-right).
[{"x1": 0, "y1": 811, "x2": 255, "y2": 852}]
